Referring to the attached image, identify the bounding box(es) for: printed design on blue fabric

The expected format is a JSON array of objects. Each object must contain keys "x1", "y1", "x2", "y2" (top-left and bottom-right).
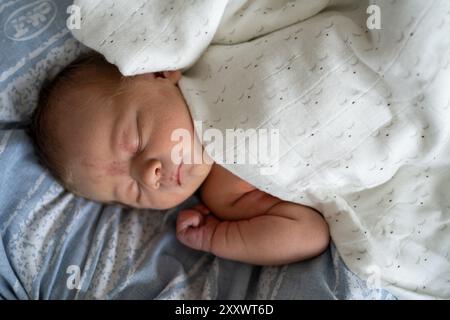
[{"x1": 3, "y1": 0, "x2": 57, "y2": 41}]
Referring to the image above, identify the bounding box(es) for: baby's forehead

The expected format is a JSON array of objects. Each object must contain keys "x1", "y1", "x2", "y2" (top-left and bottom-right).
[{"x1": 54, "y1": 78, "x2": 116, "y2": 119}]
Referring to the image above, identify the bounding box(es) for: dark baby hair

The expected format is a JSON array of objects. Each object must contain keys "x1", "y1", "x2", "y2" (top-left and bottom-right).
[{"x1": 26, "y1": 51, "x2": 121, "y2": 195}]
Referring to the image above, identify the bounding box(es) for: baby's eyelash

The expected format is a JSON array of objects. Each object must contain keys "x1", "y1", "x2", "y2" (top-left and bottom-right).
[
  {"x1": 135, "y1": 180, "x2": 142, "y2": 204},
  {"x1": 136, "y1": 112, "x2": 142, "y2": 154}
]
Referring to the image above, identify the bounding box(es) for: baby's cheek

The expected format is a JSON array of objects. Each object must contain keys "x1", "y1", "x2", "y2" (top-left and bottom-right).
[{"x1": 105, "y1": 160, "x2": 129, "y2": 176}]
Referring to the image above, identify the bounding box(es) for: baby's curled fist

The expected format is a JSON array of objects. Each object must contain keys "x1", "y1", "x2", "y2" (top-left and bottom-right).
[{"x1": 176, "y1": 204, "x2": 220, "y2": 252}]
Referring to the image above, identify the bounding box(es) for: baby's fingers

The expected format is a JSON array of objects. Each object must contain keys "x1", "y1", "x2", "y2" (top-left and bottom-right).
[
  {"x1": 177, "y1": 209, "x2": 203, "y2": 232},
  {"x1": 192, "y1": 203, "x2": 210, "y2": 215},
  {"x1": 176, "y1": 209, "x2": 219, "y2": 252}
]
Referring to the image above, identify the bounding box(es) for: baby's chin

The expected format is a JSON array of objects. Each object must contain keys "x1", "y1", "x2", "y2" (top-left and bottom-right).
[{"x1": 140, "y1": 190, "x2": 196, "y2": 210}]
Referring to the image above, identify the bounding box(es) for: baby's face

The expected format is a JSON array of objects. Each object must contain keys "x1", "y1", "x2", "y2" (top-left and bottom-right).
[{"x1": 56, "y1": 70, "x2": 212, "y2": 209}]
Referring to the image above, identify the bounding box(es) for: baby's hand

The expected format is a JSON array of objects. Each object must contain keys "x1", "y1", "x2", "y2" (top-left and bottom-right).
[{"x1": 176, "y1": 204, "x2": 220, "y2": 252}]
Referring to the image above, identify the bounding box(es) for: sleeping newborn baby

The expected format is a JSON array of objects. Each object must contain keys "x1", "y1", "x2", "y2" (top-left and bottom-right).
[{"x1": 28, "y1": 53, "x2": 329, "y2": 266}]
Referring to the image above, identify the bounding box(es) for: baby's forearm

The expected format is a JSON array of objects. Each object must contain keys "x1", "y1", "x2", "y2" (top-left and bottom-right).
[{"x1": 209, "y1": 202, "x2": 330, "y2": 265}]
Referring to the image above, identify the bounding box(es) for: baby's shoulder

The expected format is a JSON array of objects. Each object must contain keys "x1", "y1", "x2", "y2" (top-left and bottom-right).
[
  {"x1": 199, "y1": 163, "x2": 255, "y2": 213},
  {"x1": 199, "y1": 164, "x2": 282, "y2": 220}
]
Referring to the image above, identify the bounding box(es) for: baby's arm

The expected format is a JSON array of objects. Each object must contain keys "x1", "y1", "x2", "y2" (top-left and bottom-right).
[{"x1": 176, "y1": 200, "x2": 330, "y2": 266}]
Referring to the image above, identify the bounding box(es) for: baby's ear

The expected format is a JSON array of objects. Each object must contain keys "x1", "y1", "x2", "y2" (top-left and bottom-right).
[
  {"x1": 135, "y1": 70, "x2": 182, "y2": 84},
  {"x1": 162, "y1": 70, "x2": 182, "y2": 84}
]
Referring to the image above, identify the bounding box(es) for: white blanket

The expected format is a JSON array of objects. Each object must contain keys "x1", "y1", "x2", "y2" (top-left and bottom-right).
[{"x1": 72, "y1": 0, "x2": 450, "y2": 299}]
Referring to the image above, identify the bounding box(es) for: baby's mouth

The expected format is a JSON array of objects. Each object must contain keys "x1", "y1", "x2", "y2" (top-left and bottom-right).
[
  {"x1": 163, "y1": 164, "x2": 182, "y2": 187},
  {"x1": 176, "y1": 163, "x2": 183, "y2": 186}
]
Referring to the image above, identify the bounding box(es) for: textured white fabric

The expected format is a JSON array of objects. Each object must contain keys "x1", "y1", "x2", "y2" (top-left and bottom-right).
[
  {"x1": 72, "y1": 0, "x2": 229, "y2": 75},
  {"x1": 72, "y1": 0, "x2": 450, "y2": 299}
]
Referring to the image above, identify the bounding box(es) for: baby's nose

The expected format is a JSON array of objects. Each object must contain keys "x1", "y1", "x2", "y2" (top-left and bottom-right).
[{"x1": 136, "y1": 159, "x2": 162, "y2": 189}]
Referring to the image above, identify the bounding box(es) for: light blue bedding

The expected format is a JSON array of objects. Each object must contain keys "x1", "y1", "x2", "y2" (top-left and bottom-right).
[{"x1": 0, "y1": 0, "x2": 396, "y2": 299}]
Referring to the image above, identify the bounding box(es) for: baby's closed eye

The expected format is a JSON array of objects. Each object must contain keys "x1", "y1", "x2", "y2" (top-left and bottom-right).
[{"x1": 135, "y1": 111, "x2": 143, "y2": 155}]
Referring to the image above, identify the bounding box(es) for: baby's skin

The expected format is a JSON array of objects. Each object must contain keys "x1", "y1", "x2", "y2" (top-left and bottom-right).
[
  {"x1": 178, "y1": 163, "x2": 330, "y2": 265},
  {"x1": 49, "y1": 62, "x2": 329, "y2": 266}
]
